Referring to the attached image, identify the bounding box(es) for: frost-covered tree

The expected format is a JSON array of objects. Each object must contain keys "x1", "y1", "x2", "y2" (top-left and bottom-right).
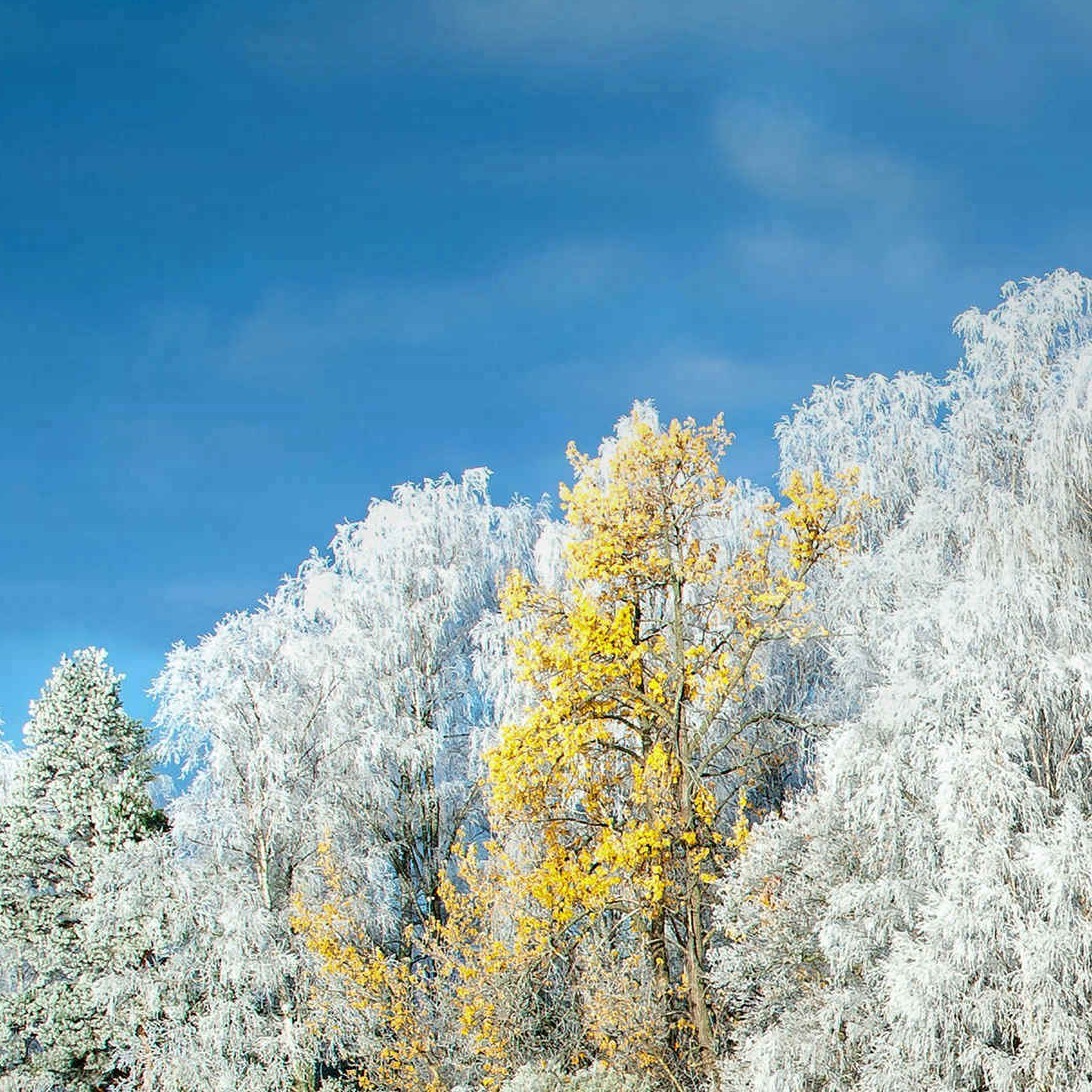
[
  {"x1": 290, "y1": 472, "x2": 540, "y2": 1086},
  {"x1": 498, "y1": 1060, "x2": 654, "y2": 1091},
  {"x1": 96, "y1": 578, "x2": 345, "y2": 1092},
  {"x1": 298, "y1": 468, "x2": 538, "y2": 942},
  {"x1": 0, "y1": 649, "x2": 159, "y2": 1092},
  {"x1": 117, "y1": 470, "x2": 536, "y2": 1090},
  {"x1": 291, "y1": 415, "x2": 863, "y2": 1090},
  {"x1": 713, "y1": 271, "x2": 1092, "y2": 1089},
  {"x1": 157, "y1": 579, "x2": 345, "y2": 915}
]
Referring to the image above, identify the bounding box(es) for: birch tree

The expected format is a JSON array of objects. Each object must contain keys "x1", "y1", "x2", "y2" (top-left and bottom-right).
[
  {"x1": 128, "y1": 470, "x2": 535, "y2": 1089},
  {"x1": 713, "y1": 271, "x2": 1092, "y2": 1090},
  {"x1": 298, "y1": 468, "x2": 538, "y2": 944}
]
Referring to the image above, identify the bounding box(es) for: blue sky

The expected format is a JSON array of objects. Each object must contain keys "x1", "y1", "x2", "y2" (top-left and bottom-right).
[{"x1": 2, "y1": 0, "x2": 1090, "y2": 742}]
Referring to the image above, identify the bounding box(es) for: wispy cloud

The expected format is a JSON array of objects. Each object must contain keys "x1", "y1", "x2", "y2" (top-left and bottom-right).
[
  {"x1": 244, "y1": 2, "x2": 433, "y2": 74},
  {"x1": 716, "y1": 101, "x2": 925, "y2": 216},
  {"x1": 244, "y1": 0, "x2": 721, "y2": 72},
  {"x1": 733, "y1": 226, "x2": 945, "y2": 291},
  {"x1": 431, "y1": 0, "x2": 921, "y2": 61},
  {"x1": 714, "y1": 99, "x2": 948, "y2": 295},
  {"x1": 1034, "y1": 0, "x2": 1092, "y2": 40},
  {"x1": 238, "y1": 0, "x2": 949, "y2": 74},
  {"x1": 144, "y1": 238, "x2": 643, "y2": 383},
  {"x1": 434, "y1": 0, "x2": 717, "y2": 57},
  {"x1": 233, "y1": 0, "x2": 1063, "y2": 144},
  {"x1": 521, "y1": 345, "x2": 790, "y2": 418}
]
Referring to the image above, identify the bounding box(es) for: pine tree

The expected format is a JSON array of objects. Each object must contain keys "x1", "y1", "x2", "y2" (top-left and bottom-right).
[{"x1": 0, "y1": 648, "x2": 159, "y2": 1091}]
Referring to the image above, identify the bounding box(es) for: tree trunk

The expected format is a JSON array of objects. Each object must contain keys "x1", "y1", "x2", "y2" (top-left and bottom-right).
[
  {"x1": 646, "y1": 902, "x2": 673, "y2": 1055},
  {"x1": 682, "y1": 875, "x2": 717, "y2": 1073}
]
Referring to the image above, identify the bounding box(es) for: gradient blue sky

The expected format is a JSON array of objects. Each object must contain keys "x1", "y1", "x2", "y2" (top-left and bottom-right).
[{"x1": 3, "y1": 0, "x2": 1090, "y2": 742}]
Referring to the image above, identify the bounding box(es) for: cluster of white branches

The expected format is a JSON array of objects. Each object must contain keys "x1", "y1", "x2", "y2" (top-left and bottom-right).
[{"x1": 713, "y1": 270, "x2": 1092, "y2": 1090}]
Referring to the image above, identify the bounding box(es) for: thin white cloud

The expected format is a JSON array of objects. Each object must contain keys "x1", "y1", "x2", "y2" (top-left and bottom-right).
[
  {"x1": 435, "y1": 0, "x2": 712, "y2": 56},
  {"x1": 714, "y1": 99, "x2": 949, "y2": 296},
  {"x1": 432, "y1": 0, "x2": 920, "y2": 60},
  {"x1": 243, "y1": 1, "x2": 430, "y2": 73},
  {"x1": 234, "y1": 0, "x2": 1063, "y2": 142},
  {"x1": 239, "y1": 0, "x2": 944, "y2": 73},
  {"x1": 521, "y1": 346, "x2": 785, "y2": 415},
  {"x1": 200, "y1": 238, "x2": 642, "y2": 379},
  {"x1": 1034, "y1": 0, "x2": 1092, "y2": 38},
  {"x1": 245, "y1": 0, "x2": 720, "y2": 71},
  {"x1": 732, "y1": 224, "x2": 945, "y2": 293},
  {"x1": 716, "y1": 101, "x2": 924, "y2": 216}
]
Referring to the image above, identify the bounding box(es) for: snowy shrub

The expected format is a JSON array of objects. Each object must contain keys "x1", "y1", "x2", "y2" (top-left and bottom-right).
[{"x1": 499, "y1": 1060, "x2": 654, "y2": 1092}]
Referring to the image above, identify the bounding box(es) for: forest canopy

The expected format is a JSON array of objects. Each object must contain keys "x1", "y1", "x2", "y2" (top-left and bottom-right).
[{"x1": 2, "y1": 271, "x2": 1091, "y2": 1091}]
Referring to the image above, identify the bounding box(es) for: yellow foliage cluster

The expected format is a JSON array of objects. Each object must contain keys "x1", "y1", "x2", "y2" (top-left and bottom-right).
[
  {"x1": 430, "y1": 840, "x2": 574, "y2": 1085},
  {"x1": 293, "y1": 840, "x2": 584, "y2": 1090},
  {"x1": 289, "y1": 846, "x2": 445, "y2": 1091}
]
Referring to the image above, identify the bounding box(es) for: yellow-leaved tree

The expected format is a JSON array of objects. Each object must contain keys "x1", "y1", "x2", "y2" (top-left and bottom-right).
[{"x1": 487, "y1": 404, "x2": 863, "y2": 1080}]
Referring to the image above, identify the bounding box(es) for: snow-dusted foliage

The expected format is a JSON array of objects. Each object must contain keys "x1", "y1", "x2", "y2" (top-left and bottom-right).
[
  {"x1": 110, "y1": 470, "x2": 537, "y2": 1088},
  {"x1": 93, "y1": 586, "x2": 337, "y2": 1092},
  {"x1": 91, "y1": 839, "x2": 321, "y2": 1092},
  {"x1": 0, "y1": 649, "x2": 158, "y2": 1092},
  {"x1": 0, "y1": 745, "x2": 18, "y2": 806},
  {"x1": 297, "y1": 468, "x2": 538, "y2": 935},
  {"x1": 776, "y1": 369, "x2": 948, "y2": 550},
  {"x1": 496, "y1": 1060, "x2": 654, "y2": 1092},
  {"x1": 13, "y1": 272, "x2": 1092, "y2": 1091},
  {"x1": 713, "y1": 271, "x2": 1092, "y2": 1089}
]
